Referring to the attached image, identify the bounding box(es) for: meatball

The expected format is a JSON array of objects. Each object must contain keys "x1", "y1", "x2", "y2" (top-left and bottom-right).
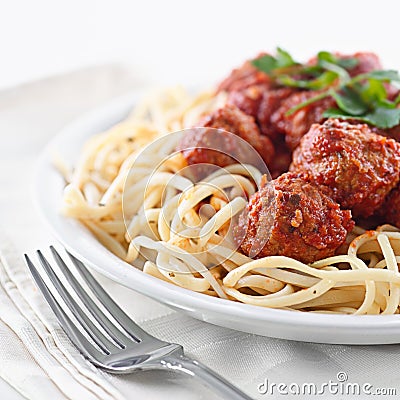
[
  {"x1": 271, "y1": 90, "x2": 336, "y2": 149},
  {"x1": 198, "y1": 105, "x2": 275, "y2": 165},
  {"x1": 345, "y1": 52, "x2": 382, "y2": 76},
  {"x1": 290, "y1": 119, "x2": 400, "y2": 218},
  {"x1": 217, "y1": 54, "x2": 272, "y2": 93},
  {"x1": 227, "y1": 84, "x2": 267, "y2": 120},
  {"x1": 375, "y1": 185, "x2": 400, "y2": 228},
  {"x1": 178, "y1": 127, "x2": 234, "y2": 167},
  {"x1": 228, "y1": 86, "x2": 295, "y2": 139},
  {"x1": 226, "y1": 87, "x2": 294, "y2": 177},
  {"x1": 233, "y1": 172, "x2": 354, "y2": 263},
  {"x1": 371, "y1": 125, "x2": 400, "y2": 143},
  {"x1": 177, "y1": 105, "x2": 274, "y2": 177},
  {"x1": 256, "y1": 88, "x2": 296, "y2": 138}
]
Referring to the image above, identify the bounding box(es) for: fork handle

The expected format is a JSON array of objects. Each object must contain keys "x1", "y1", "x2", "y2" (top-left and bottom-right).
[{"x1": 161, "y1": 354, "x2": 253, "y2": 400}]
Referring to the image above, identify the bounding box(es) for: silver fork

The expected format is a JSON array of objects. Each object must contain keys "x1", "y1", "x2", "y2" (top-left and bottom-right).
[{"x1": 24, "y1": 247, "x2": 252, "y2": 400}]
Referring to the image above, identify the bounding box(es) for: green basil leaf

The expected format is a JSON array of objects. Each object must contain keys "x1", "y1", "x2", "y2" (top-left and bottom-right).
[
  {"x1": 337, "y1": 57, "x2": 359, "y2": 69},
  {"x1": 309, "y1": 71, "x2": 338, "y2": 89},
  {"x1": 251, "y1": 48, "x2": 298, "y2": 75},
  {"x1": 361, "y1": 79, "x2": 387, "y2": 103},
  {"x1": 317, "y1": 51, "x2": 337, "y2": 64},
  {"x1": 277, "y1": 71, "x2": 337, "y2": 90},
  {"x1": 376, "y1": 98, "x2": 396, "y2": 109},
  {"x1": 360, "y1": 107, "x2": 400, "y2": 128},
  {"x1": 251, "y1": 55, "x2": 277, "y2": 74},
  {"x1": 302, "y1": 65, "x2": 325, "y2": 77},
  {"x1": 331, "y1": 88, "x2": 368, "y2": 115},
  {"x1": 319, "y1": 59, "x2": 350, "y2": 83},
  {"x1": 322, "y1": 107, "x2": 352, "y2": 119},
  {"x1": 317, "y1": 51, "x2": 358, "y2": 71},
  {"x1": 276, "y1": 75, "x2": 306, "y2": 88},
  {"x1": 366, "y1": 70, "x2": 400, "y2": 82},
  {"x1": 276, "y1": 47, "x2": 297, "y2": 67},
  {"x1": 323, "y1": 107, "x2": 400, "y2": 129}
]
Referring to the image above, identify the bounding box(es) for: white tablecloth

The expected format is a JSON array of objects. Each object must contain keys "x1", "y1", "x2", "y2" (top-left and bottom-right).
[{"x1": 1, "y1": 66, "x2": 400, "y2": 400}]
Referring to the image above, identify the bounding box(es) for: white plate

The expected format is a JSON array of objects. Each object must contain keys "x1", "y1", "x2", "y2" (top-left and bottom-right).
[{"x1": 34, "y1": 93, "x2": 400, "y2": 345}]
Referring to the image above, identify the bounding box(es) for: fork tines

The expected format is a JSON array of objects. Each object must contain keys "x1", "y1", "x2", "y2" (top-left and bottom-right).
[{"x1": 24, "y1": 247, "x2": 152, "y2": 361}]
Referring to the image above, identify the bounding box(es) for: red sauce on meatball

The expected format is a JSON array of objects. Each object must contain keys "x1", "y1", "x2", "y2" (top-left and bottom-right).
[
  {"x1": 228, "y1": 86, "x2": 295, "y2": 140},
  {"x1": 234, "y1": 172, "x2": 354, "y2": 263},
  {"x1": 271, "y1": 91, "x2": 336, "y2": 150},
  {"x1": 217, "y1": 54, "x2": 272, "y2": 93},
  {"x1": 177, "y1": 105, "x2": 274, "y2": 178},
  {"x1": 290, "y1": 119, "x2": 400, "y2": 217}
]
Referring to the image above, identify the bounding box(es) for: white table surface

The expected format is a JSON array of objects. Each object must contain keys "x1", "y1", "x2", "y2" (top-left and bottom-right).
[{"x1": 0, "y1": 380, "x2": 23, "y2": 400}]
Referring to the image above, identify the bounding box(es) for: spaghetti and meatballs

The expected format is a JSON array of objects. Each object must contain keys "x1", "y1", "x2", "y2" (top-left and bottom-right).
[{"x1": 61, "y1": 49, "x2": 400, "y2": 314}]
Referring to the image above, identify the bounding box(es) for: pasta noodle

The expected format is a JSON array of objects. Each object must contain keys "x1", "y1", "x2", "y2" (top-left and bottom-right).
[{"x1": 60, "y1": 87, "x2": 400, "y2": 315}]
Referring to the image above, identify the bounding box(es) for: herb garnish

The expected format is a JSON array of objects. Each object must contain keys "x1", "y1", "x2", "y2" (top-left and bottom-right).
[{"x1": 251, "y1": 49, "x2": 400, "y2": 129}]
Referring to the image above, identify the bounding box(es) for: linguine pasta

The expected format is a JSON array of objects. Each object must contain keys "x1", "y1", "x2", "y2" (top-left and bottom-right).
[{"x1": 60, "y1": 87, "x2": 400, "y2": 315}]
